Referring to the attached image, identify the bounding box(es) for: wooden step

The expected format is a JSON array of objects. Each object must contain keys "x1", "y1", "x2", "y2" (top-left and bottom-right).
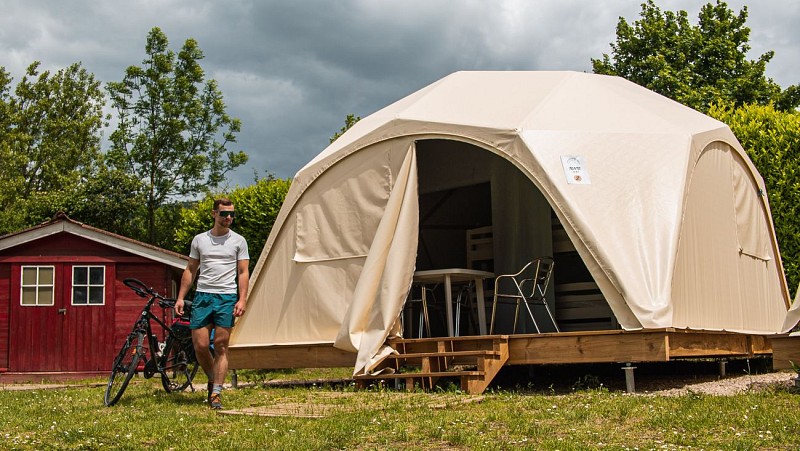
[
  {"x1": 389, "y1": 334, "x2": 508, "y2": 345},
  {"x1": 354, "y1": 336, "x2": 510, "y2": 394},
  {"x1": 384, "y1": 350, "x2": 501, "y2": 359},
  {"x1": 356, "y1": 370, "x2": 484, "y2": 380}
]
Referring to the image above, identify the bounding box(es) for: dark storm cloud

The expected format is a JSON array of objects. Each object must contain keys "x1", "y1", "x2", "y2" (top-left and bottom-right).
[{"x1": 2, "y1": 0, "x2": 798, "y2": 185}]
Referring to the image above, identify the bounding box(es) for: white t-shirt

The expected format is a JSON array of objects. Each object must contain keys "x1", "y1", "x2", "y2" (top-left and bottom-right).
[{"x1": 189, "y1": 230, "x2": 249, "y2": 294}]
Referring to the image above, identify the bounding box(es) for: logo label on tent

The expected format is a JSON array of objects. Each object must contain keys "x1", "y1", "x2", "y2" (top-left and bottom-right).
[{"x1": 561, "y1": 155, "x2": 591, "y2": 185}]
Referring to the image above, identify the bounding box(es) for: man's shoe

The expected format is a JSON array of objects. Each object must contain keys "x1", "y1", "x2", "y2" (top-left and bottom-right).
[
  {"x1": 209, "y1": 392, "x2": 223, "y2": 410},
  {"x1": 207, "y1": 382, "x2": 214, "y2": 404}
]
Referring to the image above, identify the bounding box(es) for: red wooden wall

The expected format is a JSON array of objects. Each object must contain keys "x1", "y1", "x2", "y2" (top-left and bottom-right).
[
  {"x1": 0, "y1": 232, "x2": 183, "y2": 374},
  {"x1": 111, "y1": 263, "x2": 180, "y2": 355},
  {"x1": 0, "y1": 264, "x2": 10, "y2": 371}
]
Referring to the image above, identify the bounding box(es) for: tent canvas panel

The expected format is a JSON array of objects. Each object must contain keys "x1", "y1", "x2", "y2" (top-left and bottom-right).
[
  {"x1": 672, "y1": 142, "x2": 786, "y2": 332},
  {"x1": 231, "y1": 140, "x2": 413, "y2": 348}
]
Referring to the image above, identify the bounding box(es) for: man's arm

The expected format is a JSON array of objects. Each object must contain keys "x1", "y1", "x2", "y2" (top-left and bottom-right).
[
  {"x1": 234, "y1": 259, "x2": 249, "y2": 317},
  {"x1": 175, "y1": 257, "x2": 200, "y2": 316}
]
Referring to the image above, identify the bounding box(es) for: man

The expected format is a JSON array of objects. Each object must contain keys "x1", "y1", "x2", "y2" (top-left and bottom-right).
[{"x1": 175, "y1": 198, "x2": 249, "y2": 409}]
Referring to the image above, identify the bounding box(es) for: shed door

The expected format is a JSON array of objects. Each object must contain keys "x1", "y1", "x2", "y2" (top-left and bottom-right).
[{"x1": 9, "y1": 264, "x2": 114, "y2": 372}]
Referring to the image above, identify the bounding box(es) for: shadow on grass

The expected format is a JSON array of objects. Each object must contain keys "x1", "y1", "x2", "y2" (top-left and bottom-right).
[{"x1": 487, "y1": 356, "x2": 775, "y2": 394}]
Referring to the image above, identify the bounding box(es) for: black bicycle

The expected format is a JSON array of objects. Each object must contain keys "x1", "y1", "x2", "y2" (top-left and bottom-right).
[{"x1": 104, "y1": 278, "x2": 200, "y2": 406}]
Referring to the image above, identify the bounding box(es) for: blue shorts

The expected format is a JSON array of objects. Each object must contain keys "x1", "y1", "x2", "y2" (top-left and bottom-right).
[{"x1": 190, "y1": 292, "x2": 238, "y2": 329}]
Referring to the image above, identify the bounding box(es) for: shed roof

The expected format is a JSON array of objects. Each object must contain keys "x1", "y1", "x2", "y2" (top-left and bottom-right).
[{"x1": 0, "y1": 212, "x2": 187, "y2": 269}]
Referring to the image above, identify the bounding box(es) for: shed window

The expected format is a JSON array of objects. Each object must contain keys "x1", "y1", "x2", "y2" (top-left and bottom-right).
[
  {"x1": 20, "y1": 266, "x2": 55, "y2": 306},
  {"x1": 72, "y1": 266, "x2": 105, "y2": 305}
]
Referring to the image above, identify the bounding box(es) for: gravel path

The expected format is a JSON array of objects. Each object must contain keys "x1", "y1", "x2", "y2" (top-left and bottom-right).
[{"x1": 637, "y1": 371, "x2": 798, "y2": 396}]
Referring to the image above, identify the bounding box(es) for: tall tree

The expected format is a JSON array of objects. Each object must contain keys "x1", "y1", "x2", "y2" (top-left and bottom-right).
[
  {"x1": 0, "y1": 62, "x2": 105, "y2": 234},
  {"x1": 0, "y1": 67, "x2": 13, "y2": 210},
  {"x1": 592, "y1": 1, "x2": 800, "y2": 113},
  {"x1": 67, "y1": 166, "x2": 148, "y2": 239},
  {"x1": 106, "y1": 27, "x2": 247, "y2": 243}
]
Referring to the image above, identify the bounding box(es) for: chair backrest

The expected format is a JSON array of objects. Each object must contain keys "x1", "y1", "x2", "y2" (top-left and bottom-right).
[
  {"x1": 466, "y1": 226, "x2": 493, "y2": 271},
  {"x1": 527, "y1": 257, "x2": 554, "y2": 300}
]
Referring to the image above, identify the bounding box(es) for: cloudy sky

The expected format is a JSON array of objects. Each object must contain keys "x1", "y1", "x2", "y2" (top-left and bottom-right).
[{"x1": 2, "y1": 0, "x2": 798, "y2": 187}]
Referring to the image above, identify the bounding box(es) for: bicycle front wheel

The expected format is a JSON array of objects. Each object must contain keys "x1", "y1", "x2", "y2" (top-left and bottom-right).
[
  {"x1": 160, "y1": 336, "x2": 199, "y2": 393},
  {"x1": 104, "y1": 331, "x2": 143, "y2": 406}
]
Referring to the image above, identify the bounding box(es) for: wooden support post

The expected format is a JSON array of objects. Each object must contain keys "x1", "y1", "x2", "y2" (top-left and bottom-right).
[{"x1": 718, "y1": 360, "x2": 727, "y2": 377}]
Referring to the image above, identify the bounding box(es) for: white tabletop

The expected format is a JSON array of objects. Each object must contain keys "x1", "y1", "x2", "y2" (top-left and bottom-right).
[
  {"x1": 413, "y1": 268, "x2": 494, "y2": 282},
  {"x1": 412, "y1": 268, "x2": 494, "y2": 336}
]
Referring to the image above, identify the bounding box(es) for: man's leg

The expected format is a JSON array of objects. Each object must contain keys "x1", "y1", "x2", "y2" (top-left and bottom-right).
[
  {"x1": 192, "y1": 325, "x2": 215, "y2": 377},
  {"x1": 192, "y1": 325, "x2": 215, "y2": 402},
  {"x1": 211, "y1": 326, "x2": 232, "y2": 385},
  {"x1": 207, "y1": 293, "x2": 236, "y2": 409},
  {"x1": 206, "y1": 326, "x2": 231, "y2": 409}
]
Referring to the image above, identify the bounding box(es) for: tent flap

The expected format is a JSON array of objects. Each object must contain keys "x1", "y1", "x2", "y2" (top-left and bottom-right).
[{"x1": 333, "y1": 145, "x2": 419, "y2": 374}]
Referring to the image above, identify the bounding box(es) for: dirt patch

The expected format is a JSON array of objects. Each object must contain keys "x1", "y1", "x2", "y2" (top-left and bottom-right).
[
  {"x1": 218, "y1": 392, "x2": 486, "y2": 418},
  {"x1": 0, "y1": 382, "x2": 105, "y2": 391}
]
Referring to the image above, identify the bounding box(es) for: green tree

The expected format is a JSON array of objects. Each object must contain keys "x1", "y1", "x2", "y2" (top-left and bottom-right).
[
  {"x1": 708, "y1": 102, "x2": 800, "y2": 295},
  {"x1": 172, "y1": 176, "x2": 292, "y2": 269},
  {"x1": 106, "y1": 27, "x2": 247, "y2": 245},
  {"x1": 592, "y1": 1, "x2": 800, "y2": 113},
  {"x1": 67, "y1": 167, "x2": 148, "y2": 238},
  {"x1": 329, "y1": 114, "x2": 361, "y2": 144},
  {"x1": 0, "y1": 68, "x2": 11, "y2": 152},
  {"x1": 0, "y1": 62, "x2": 105, "y2": 234}
]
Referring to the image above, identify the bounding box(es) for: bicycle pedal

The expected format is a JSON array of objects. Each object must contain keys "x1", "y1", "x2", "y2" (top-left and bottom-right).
[{"x1": 143, "y1": 359, "x2": 158, "y2": 378}]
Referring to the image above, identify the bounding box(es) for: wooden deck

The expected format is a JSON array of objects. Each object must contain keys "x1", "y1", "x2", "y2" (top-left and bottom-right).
[
  {"x1": 770, "y1": 333, "x2": 800, "y2": 370},
  {"x1": 229, "y1": 329, "x2": 778, "y2": 369},
  {"x1": 2, "y1": 330, "x2": 792, "y2": 386}
]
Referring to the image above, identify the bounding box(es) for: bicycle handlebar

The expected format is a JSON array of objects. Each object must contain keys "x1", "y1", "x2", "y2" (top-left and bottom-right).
[
  {"x1": 123, "y1": 278, "x2": 192, "y2": 317},
  {"x1": 123, "y1": 278, "x2": 154, "y2": 298},
  {"x1": 158, "y1": 298, "x2": 192, "y2": 309}
]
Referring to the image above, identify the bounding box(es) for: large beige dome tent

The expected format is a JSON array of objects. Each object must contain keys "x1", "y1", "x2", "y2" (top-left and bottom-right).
[{"x1": 230, "y1": 71, "x2": 792, "y2": 375}]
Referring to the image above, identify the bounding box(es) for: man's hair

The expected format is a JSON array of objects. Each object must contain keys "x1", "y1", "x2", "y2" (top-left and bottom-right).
[{"x1": 213, "y1": 198, "x2": 234, "y2": 210}]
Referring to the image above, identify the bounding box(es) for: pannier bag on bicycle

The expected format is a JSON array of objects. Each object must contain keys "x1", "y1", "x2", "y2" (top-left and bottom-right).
[
  {"x1": 171, "y1": 317, "x2": 192, "y2": 340},
  {"x1": 171, "y1": 298, "x2": 192, "y2": 340}
]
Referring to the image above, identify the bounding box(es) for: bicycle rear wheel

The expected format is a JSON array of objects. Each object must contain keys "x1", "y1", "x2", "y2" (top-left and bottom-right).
[
  {"x1": 160, "y1": 336, "x2": 199, "y2": 393},
  {"x1": 104, "y1": 331, "x2": 143, "y2": 406}
]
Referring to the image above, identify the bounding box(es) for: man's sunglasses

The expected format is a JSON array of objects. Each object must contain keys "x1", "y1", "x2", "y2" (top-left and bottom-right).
[{"x1": 217, "y1": 211, "x2": 235, "y2": 218}]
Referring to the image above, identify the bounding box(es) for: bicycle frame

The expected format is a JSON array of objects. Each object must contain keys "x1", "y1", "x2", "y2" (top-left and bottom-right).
[
  {"x1": 133, "y1": 299, "x2": 173, "y2": 378},
  {"x1": 104, "y1": 278, "x2": 199, "y2": 406}
]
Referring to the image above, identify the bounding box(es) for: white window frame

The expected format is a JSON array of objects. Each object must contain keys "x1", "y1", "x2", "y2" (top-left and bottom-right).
[
  {"x1": 20, "y1": 265, "x2": 56, "y2": 307},
  {"x1": 71, "y1": 265, "x2": 106, "y2": 306}
]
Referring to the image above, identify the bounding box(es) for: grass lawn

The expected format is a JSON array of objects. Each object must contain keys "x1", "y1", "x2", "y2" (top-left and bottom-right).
[{"x1": 2, "y1": 368, "x2": 799, "y2": 450}]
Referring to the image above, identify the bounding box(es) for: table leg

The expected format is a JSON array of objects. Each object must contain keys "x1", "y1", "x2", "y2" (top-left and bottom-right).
[
  {"x1": 421, "y1": 286, "x2": 430, "y2": 337},
  {"x1": 474, "y1": 277, "x2": 487, "y2": 335},
  {"x1": 444, "y1": 274, "x2": 454, "y2": 337}
]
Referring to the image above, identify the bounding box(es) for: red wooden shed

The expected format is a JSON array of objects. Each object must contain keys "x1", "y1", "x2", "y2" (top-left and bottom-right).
[{"x1": 0, "y1": 213, "x2": 187, "y2": 382}]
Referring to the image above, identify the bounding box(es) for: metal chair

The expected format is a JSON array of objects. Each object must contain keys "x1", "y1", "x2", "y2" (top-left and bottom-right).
[
  {"x1": 452, "y1": 281, "x2": 479, "y2": 336},
  {"x1": 403, "y1": 285, "x2": 437, "y2": 338},
  {"x1": 489, "y1": 257, "x2": 559, "y2": 334}
]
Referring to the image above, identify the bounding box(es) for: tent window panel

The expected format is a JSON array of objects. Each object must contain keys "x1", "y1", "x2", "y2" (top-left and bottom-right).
[
  {"x1": 294, "y1": 161, "x2": 391, "y2": 262},
  {"x1": 731, "y1": 157, "x2": 771, "y2": 261}
]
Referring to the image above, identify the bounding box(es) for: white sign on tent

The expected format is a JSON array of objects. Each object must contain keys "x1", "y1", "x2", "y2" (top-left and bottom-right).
[{"x1": 561, "y1": 155, "x2": 591, "y2": 185}]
